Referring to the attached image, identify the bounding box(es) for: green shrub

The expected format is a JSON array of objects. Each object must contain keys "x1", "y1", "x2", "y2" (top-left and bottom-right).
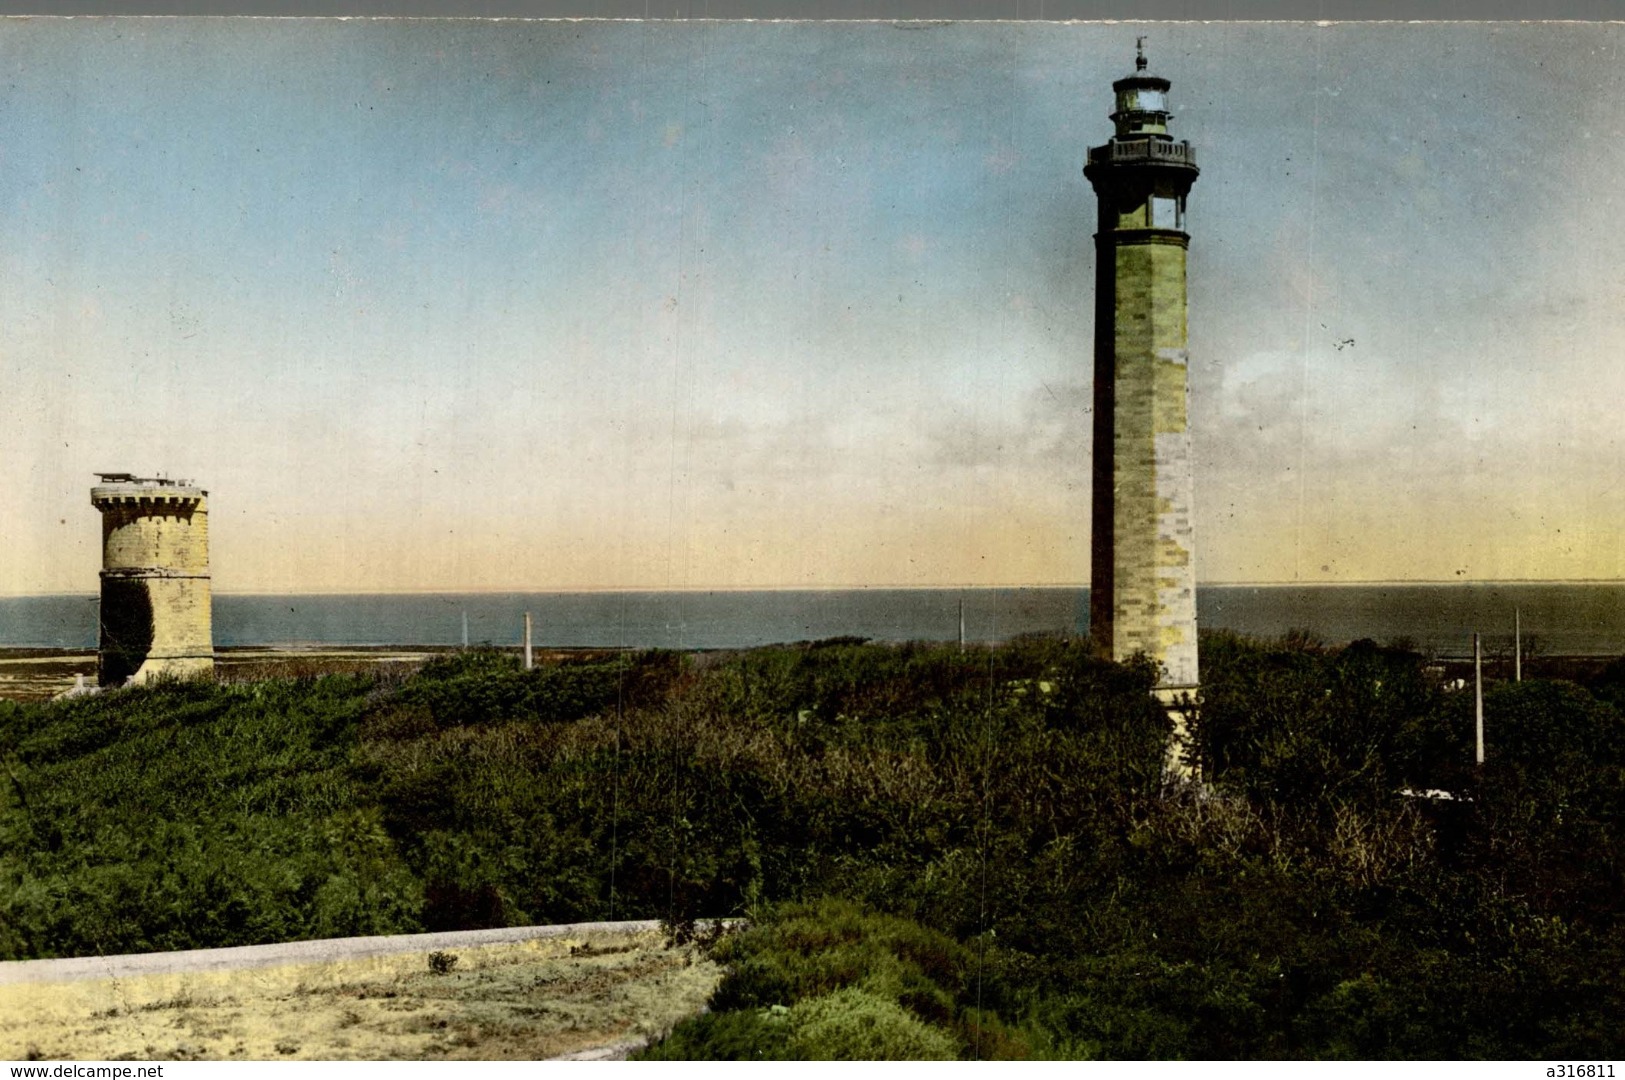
[
  {"x1": 637, "y1": 1009, "x2": 793, "y2": 1060},
  {"x1": 646, "y1": 899, "x2": 971, "y2": 1059},
  {"x1": 786, "y1": 986, "x2": 960, "y2": 1060}
]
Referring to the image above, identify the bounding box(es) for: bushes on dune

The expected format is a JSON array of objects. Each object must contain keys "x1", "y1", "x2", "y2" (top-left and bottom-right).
[
  {"x1": 0, "y1": 676, "x2": 421, "y2": 959},
  {"x1": 1, "y1": 633, "x2": 1622, "y2": 1058},
  {"x1": 392, "y1": 648, "x2": 629, "y2": 729},
  {"x1": 639, "y1": 898, "x2": 973, "y2": 1060}
]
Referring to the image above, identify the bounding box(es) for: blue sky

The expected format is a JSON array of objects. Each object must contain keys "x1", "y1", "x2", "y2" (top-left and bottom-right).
[{"x1": 3, "y1": 19, "x2": 1622, "y2": 592}]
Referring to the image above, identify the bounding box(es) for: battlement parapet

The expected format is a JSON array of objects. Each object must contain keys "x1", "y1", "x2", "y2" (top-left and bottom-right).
[{"x1": 92, "y1": 484, "x2": 208, "y2": 508}]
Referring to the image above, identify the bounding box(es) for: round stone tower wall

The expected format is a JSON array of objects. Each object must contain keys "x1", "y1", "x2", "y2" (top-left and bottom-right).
[{"x1": 90, "y1": 481, "x2": 214, "y2": 686}]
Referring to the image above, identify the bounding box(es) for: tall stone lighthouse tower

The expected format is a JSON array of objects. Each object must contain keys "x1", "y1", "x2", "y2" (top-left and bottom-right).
[
  {"x1": 1083, "y1": 43, "x2": 1200, "y2": 769},
  {"x1": 91, "y1": 473, "x2": 214, "y2": 686}
]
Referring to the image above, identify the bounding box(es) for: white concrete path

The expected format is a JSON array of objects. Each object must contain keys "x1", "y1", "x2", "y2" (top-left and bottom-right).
[{"x1": 0, "y1": 919, "x2": 664, "y2": 986}]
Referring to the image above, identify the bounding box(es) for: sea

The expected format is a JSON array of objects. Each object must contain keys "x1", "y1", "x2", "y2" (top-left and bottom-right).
[{"x1": 3, "y1": 584, "x2": 1625, "y2": 658}]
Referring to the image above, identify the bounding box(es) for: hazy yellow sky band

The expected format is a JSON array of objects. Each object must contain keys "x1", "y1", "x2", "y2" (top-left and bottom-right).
[{"x1": 4, "y1": 20, "x2": 1622, "y2": 594}]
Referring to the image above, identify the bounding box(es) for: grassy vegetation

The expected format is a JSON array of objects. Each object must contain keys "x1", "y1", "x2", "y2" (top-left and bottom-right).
[{"x1": 2, "y1": 634, "x2": 1622, "y2": 1058}]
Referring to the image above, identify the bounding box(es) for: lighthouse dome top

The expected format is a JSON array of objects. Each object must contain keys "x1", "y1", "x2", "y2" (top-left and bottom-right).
[
  {"x1": 1112, "y1": 71, "x2": 1172, "y2": 95},
  {"x1": 1109, "y1": 41, "x2": 1174, "y2": 137}
]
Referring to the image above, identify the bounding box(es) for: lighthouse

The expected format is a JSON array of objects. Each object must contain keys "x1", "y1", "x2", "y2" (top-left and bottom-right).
[{"x1": 1083, "y1": 42, "x2": 1201, "y2": 777}]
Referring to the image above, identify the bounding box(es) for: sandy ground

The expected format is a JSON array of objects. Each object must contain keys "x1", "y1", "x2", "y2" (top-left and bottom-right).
[
  {"x1": 0, "y1": 652, "x2": 96, "y2": 702},
  {"x1": 0, "y1": 647, "x2": 627, "y2": 702},
  {"x1": 1, "y1": 925, "x2": 721, "y2": 1061}
]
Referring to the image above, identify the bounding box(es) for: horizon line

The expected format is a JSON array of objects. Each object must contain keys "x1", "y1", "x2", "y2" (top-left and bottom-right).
[{"x1": 5, "y1": 577, "x2": 1625, "y2": 599}]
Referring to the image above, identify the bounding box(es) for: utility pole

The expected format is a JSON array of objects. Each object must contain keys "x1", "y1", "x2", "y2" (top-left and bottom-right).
[
  {"x1": 523, "y1": 611, "x2": 534, "y2": 670},
  {"x1": 1474, "y1": 632, "x2": 1485, "y2": 766},
  {"x1": 1514, "y1": 606, "x2": 1522, "y2": 682}
]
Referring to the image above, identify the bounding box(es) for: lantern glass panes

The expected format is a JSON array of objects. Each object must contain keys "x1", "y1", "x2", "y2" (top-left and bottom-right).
[{"x1": 1130, "y1": 88, "x2": 1166, "y2": 112}]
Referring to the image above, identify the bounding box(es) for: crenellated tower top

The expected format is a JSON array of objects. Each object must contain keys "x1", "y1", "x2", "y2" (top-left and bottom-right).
[{"x1": 91, "y1": 475, "x2": 207, "y2": 512}]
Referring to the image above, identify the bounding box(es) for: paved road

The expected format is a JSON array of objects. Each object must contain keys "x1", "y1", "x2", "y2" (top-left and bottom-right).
[{"x1": 0, "y1": 919, "x2": 665, "y2": 986}]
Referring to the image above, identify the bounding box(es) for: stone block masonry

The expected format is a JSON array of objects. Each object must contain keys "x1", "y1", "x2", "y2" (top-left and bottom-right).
[{"x1": 1101, "y1": 240, "x2": 1198, "y2": 690}]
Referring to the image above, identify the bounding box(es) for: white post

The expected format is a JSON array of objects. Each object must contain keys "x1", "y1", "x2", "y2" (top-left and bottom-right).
[
  {"x1": 1474, "y1": 632, "x2": 1485, "y2": 766},
  {"x1": 958, "y1": 597, "x2": 965, "y2": 653},
  {"x1": 1514, "y1": 606, "x2": 1522, "y2": 683},
  {"x1": 462, "y1": 611, "x2": 469, "y2": 649},
  {"x1": 523, "y1": 611, "x2": 534, "y2": 670}
]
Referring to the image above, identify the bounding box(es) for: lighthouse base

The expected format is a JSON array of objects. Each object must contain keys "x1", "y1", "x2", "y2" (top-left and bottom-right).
[{"x1": 1154, "y1": 684, "x2": 1201, "y2": 789}]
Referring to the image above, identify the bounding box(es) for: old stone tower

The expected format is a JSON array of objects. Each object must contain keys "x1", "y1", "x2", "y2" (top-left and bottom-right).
[
  {"x1": 1083, "y1": 45, "x2": 1200, "y2": 768},
  {"x1": 91, "y1": 474, "x2": 214, "y2": 686}
]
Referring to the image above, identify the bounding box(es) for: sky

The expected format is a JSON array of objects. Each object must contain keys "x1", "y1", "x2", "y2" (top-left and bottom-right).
[{"x1": 2, "y1": 18, "x2": 1623, "y2": 594}]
